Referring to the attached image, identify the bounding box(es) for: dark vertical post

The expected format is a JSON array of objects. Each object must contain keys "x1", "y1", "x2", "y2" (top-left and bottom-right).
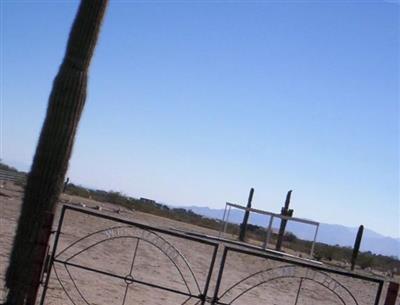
[
  {"x1": 384, "y1": 282, "x2": 399, "y2": 305},
  {"x1": 294, "y1": 278, "x2": 303, "y2": 305},
  {"x1": 4, "y1": 1, "x2": 108, "y2": 304},
  {"x1": 276, "y1": 190, "x2": 293, "y2": 251},
  {"x1": 238, "y1": 188, "x2": 254, "y2": 242},
  {"x1": 25, "y1": 212, "x2": 53, "y2": 305},
  {"x1": 351, "y1": 225, "x2": 364, "y2": 271}
]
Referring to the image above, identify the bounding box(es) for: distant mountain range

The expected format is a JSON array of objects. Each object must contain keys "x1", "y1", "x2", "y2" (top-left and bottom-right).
[{"x1": 184, "y1": 206, "x2": 400, "y2": 258}]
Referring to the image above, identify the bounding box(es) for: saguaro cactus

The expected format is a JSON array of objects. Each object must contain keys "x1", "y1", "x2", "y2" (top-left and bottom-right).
[
  {"x1": 276, "y1": 190, "x2": 293, "y2": 251},
  {"x1": 238, "y1": 188, "x2": 254, "y2": 242},
  {"x1": 351, "y1": 225, "x2": 364, "y2": 271},
  {"x1": 4, "y1": 1, "x2": 108, "y2": 304}
]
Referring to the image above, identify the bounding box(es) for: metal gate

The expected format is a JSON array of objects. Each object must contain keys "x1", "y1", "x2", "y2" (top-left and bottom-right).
[
  {"x1": 212, "y1": 246, "x2": 384, "y2": 305},
  {"x1": 40, "y1": 205, "x2": 386, "y2": 305},
  {"x1": 40, "y1": 205, "x2": 218, "y2": 305}
]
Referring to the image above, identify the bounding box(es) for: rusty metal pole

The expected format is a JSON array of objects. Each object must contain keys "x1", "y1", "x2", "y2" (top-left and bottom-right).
[
  {"x1": 384, "y1": 282, "x2": 399, "y2": 305},
  {"x1": 24, "y1": 212, "x2": 54, "y2": 305},
  {"x1": 238, "y1": 188, "x2": 254, "y2": 242},
  {"x1": 276, "y1": 190, "x2": 293, "y2": 251},
  {"x1": 351, "y1": 225, "x2": 364, "y2": 271}
]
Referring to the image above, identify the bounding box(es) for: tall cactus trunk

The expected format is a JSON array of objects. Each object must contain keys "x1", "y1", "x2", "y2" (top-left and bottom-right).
[{"x1": 4, "y1": 1, "x2": 108, "y2": 304}]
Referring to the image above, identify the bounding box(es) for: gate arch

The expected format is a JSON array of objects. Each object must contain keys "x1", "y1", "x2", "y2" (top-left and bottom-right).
[
  {"x1": 217, "y1": 265, "x2": 358, "y2": 305},
  {"x1": 212, "y1": 247, "x2": 383, "y2": 305},
  {"x1": 40, "y1": 205, "x2": 219, "y2": 305},
  {"x1": 52, "y1": 225, "x2": 201, "y2": 304}
]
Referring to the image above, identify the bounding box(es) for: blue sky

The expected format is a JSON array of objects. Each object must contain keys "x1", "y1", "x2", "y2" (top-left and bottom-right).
[{"x1": 1, "y1": 1, "x2": 399, "y2": 238}]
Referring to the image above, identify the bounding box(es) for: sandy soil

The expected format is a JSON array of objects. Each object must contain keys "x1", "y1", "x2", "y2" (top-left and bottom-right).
[{"x1": 0, "y1": 182, "x2": 398, "y2": 305}]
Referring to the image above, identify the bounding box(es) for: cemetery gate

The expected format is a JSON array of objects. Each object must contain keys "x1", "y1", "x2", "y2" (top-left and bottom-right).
[{"x1": 39, "y1": 205, "x2": 387, "y2": 305}]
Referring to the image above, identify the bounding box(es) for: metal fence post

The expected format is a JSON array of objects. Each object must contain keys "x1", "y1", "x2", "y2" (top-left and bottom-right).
[{"x1": 384, "y1": 282, "x2": 399, "y2": 305}]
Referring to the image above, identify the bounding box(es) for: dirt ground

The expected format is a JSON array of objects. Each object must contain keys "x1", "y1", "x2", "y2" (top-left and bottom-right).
[{"x1": 0, "y1": 182, "x2": 398, "y2": 305}]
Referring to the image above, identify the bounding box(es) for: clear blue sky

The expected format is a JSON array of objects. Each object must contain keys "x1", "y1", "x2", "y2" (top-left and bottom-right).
[{"x1": 1, "y1": 1, "x2": 399, "y2": 238}]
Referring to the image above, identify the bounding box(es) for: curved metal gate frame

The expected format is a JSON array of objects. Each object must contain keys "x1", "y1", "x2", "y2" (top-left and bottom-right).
[
  {"x1": 38, "y1": 205, "x2": 386, "y2": 305},
  {"x1": 211, "y1": 246, "x2": 385, "y2": 305},
  {"x1": 39, "y1": 205, "x2": 219, "y2": 305}
]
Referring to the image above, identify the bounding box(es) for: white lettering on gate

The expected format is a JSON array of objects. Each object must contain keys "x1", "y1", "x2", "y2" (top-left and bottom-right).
[{"x1": 103, "y1": 227, "x2": 180, "y2": 263}]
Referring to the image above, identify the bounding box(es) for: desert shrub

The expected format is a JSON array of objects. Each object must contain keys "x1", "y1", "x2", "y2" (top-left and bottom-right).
[
  {"x1": 284, "y1": 232, "x2": 298, "y2": 242},
  {"x1": 0, "y1": 161, "x2": 19, "y2": 172},
  {"x1": 61, "y1": 181, "x2": 400, "y2": 273}
]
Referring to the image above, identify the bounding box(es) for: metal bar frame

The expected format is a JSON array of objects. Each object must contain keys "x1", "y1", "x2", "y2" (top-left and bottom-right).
[
  {"x1": 263, "y1": 215, "x2": 274, "y2": 250},
  {"x1": 38, "y1": 204, "x2": 388, "y2": 305},
  {"x1": 222, "y1": 205, "x2": 231, "y2": 235},
  {"x1": 39, "y1": 204, "x2": 219, "y2": 305},
  {"x1": 310, "y1": 223, "x2": 320, "y2": 257},
  {"x1": 212, "y1": 246, "x2": 384, "y2": 305},
  {"x1": 225, "y1": 202, "x2": 319, "y2": 226},
  {"x1": 218, "y1": 204, "x2": 228, "y2": 238},
  {"x1": 223, "y1": 202, "x2": 320, "y2": 256}
]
